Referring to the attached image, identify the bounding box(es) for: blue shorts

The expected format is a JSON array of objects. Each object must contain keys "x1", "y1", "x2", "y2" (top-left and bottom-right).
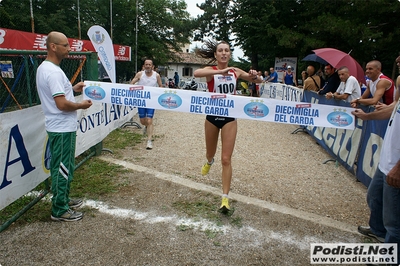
[{"x1": 138, "y1": 108, "x2": 155, "y2": 119}]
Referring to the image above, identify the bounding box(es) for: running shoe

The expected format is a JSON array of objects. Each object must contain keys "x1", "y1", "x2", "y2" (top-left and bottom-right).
[
  {"x1": 219, "y1": 197, "x2": 230, "y2": 214},
  {"x1": 201, "y1": 158, "x2": 214, "y2": 175},
  {"x1": 357, "y1": 226, "x2": 385, "y2": 243},
  {"x1": 68, "y1": 199, "x2": 83, "y2": 209},
  {"x1": 146, "y1": 140, "x2": 153, "y2": 150},
  {"x1": 51, "y1": 209, "x2": 83, "y2": 222}
]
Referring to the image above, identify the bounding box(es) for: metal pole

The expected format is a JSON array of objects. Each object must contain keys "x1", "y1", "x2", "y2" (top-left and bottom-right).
[
  {"x1": 77, "y1": 0, "x2": 81, "y2": 39},
  {"x1": 30, "y1": 0, "x2": 34, "y2": 33},
  {"x1": 110, "y1": 0, "x2": 113, "y2": 40},
  {"x1": 135, "y1": 0, "x2": 138, "y2": 73}
]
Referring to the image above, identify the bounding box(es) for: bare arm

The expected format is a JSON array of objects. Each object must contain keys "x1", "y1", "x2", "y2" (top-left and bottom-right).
[
  {"x1": 235, "y1": 68, "x2": 263, "y2": 83},
  {"x1": 156, "y1": 73, "x2": 163, "y2": 87},
  {"x1": 332, "y1": 92, "x2": 349, "y2": 101},
  {"x1": 54, "y1": 81, "x2": 92, "y2": 111},
  {"x1": 130, "y1": 72, "x2": 142, "y2": 85},
  {"x1": 351, "y1": 100, "x2": 396, "y2": 120},
  {"x1": 194, "y1": 67, "x2": 263, "y2": 83},
  {"x1": 54, "y1": 95, "x2": 92, "y2": 111},
  {"x1": 194, "y1": 66, "x2": 232, "y2": 82},
  {"x1": 358, "y1": 79, "x2": 391, "y2": 106},
  {"x1": 387, "y1": 160, "x2": 400, "y2": 188}
]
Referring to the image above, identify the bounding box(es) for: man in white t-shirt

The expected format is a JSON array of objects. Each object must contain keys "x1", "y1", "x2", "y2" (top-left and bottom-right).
[
  {"x1": 325, "y1": 66, "x2": 361, "y2": 103},
  {"x1": 36, "y1": 31, "x2": 92, "y2": 222}
]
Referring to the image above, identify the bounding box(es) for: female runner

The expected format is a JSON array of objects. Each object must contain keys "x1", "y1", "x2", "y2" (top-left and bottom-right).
[{"x1": 194, "y1": 40, "x2": 263, "y2": 213}]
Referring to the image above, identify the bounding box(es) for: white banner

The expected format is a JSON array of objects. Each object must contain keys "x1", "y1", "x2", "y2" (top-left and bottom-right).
[
  {"x1": 260, "y1": 82, "x2": 303, "y2": 102},
  {"x1": 87, "y1": 25, "x2": 116, "y2": 83},
  {"x1": 0, "y1": 98, "x2": 136, "y2": 210},
  {"x1": 83, "y1": 81, "x2": 356, "y2": 130}
]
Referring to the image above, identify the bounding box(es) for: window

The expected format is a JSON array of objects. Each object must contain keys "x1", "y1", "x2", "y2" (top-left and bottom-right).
[{"x1": 182, "y1": 67, "x2": 193, "y2": 77}]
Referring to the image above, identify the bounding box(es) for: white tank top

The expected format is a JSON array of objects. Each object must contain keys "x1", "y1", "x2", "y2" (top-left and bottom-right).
[{"x1": 138, "y1": 71, "x2": 158, "y2": 87}]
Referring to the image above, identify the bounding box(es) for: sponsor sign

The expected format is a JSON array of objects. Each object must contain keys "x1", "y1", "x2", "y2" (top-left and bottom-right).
[
  {"x1": 83, "y1": 81, "x2": 356, "y2": 129},
  {"x1": 0, "y1": 27, "x2": 131, "y2": 61}
]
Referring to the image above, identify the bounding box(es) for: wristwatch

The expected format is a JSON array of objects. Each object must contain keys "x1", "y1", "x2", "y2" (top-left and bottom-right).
[{"x1": 356, "y1": 97, "x2": 361, "y2": 103}]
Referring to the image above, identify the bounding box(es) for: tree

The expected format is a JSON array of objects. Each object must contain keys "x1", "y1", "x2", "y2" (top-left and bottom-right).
[
  {"x1": 194, "y1": 0, "x2": 400, "y2": 76},
  {"x1": 193, "y1": 0, "x2": 233, "y2": 43},
  {"x1": 0, "y1": 0, "x2": 195, "y2": 81}
]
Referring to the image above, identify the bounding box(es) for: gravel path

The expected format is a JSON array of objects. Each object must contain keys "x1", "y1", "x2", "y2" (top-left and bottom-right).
[{"x1": 0, "y1": 110, "x2": 372, "y2": 266}]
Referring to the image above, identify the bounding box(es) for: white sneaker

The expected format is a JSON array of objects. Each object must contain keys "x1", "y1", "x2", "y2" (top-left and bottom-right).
[{"x1": 146, "y1": 140, "x2": 153, "y2": 150}]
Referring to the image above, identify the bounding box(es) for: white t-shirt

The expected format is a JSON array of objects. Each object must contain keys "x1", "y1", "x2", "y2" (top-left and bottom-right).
[
  {"x1": 36, "y1": 61, "x2": 77, "y2": 132},
  {"x1": 336, "y1": 75, "x2": 361, "y2": 103},
  {"x1": 379, "y1": 99, "x2": 400, "y2": 175}
]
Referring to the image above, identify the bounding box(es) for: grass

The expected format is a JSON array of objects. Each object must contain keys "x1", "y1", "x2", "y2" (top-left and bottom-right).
[
  {"x1": 172, "y1": 192, "x2": 243, "y2": 237},
  {"x1": 1, "y1": 128, "x2": 243, "y2": 235},
  {"x1": 0, "y1": 128, "x2": 141, "y2": 227},
  {"x1": 102, "y1": 128, "x2": 143, "y2": 151}
]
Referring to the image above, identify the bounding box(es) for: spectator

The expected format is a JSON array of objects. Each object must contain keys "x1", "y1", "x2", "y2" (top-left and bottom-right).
[
  {"x1": 351, "y1": 60, "x2": 395, "y2": 108},
  {"x1": 266, "y1": 67, "x2": 278, "y2": 83},
  {"x1": 303, "y1": 65, "x2": 322, "y2": 92},
  {"x1": 282, "y1": 65, "x2": 297, "y2": 86},
  {"x1": 263, "y1": 70, "x2": 270, "y2": 82},
  {"x1": 160, "y1": 73, "x2": 167, "y2": 87},
  {"x1": 167, "y1": 78, "x2": 175, "y2": 88},
  {"x1": 318, "y1": 64, "x2": 341, "y2": 95},
  {"x1": 174, "y1": 71, "x2": 180, "y2": 88},
  {"x1": 36, "y1": 31, "x2": 93, "y2": 222},
  {"x1": 351, "y1": 78, "x2": 400, "y2": 263},
  {"x1": 130, "y1": 59, "x2": 163, "y2": 149},
  {"x1": 325, "y1": 66, "x2": 361, "y2": 102},
  {"x1": 255, "y1": 70, "x2": 263, "y2": 97}
]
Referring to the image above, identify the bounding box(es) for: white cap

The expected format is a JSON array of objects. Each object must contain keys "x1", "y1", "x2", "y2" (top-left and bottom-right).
[{"x1": 287, "y1": 66, "x2": 292, "y2": 69}]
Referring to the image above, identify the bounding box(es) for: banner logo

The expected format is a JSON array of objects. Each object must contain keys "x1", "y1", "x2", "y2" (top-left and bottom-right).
[
  {"x1": 84, "y1": 85, "x2": 106, "y2": 100},
  {"x1": 327, "y1": 109, "x2": 353, "y2": 127},
  {"x1": 243, "y1": 101, "x2": 269, "y2": 118},
  {"x1": 158, "y1": 92, "x2": 182, "y2": 109},
  {"x1": 91, "y1": 31, "x2": 105, "y2": 44}
]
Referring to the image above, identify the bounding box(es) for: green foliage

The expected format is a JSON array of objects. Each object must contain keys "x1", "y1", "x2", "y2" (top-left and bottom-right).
[
  {"x1": 194, "y1": 0, "x2": 400, "y2": 75},
  {"x1": 0, "y1": 0, "x2": 194, "y2": 81},
  {"x1": 193, "y1": 0, "x2": 233, "y2": 43},
  {"x1": 2, "y1": 0, "x2": 399, "y2": 78}
]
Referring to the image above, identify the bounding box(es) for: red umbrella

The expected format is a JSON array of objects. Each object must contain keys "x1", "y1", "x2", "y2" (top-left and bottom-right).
[{"x1": 312, "y1": 48, "x2": 365, "y2": 84}]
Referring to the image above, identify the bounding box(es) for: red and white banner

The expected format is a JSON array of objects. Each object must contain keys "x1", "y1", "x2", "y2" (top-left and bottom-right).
[{"x1": 0, "y1": 28, "x2": 131, "y2": 61}]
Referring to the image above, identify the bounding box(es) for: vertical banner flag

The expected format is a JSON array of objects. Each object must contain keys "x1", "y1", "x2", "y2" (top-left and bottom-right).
[{"x1": 87, "y1": 25, "x2": 116, "y2": 83}]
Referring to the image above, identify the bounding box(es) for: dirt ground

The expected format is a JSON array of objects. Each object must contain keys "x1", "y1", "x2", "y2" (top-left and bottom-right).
[{"x1": 0, "y1": 111, "x2": 374, "y2": 266}]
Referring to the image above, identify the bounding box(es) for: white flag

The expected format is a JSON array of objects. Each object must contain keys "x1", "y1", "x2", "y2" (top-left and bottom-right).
[{"x1": 87, "y1": 25, "x2": 116, "y2": 83}]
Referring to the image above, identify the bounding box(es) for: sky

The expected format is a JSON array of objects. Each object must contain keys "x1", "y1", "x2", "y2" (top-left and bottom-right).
[{"x1": 184, "y1": 0, "x2": 245, "y2": 60}]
